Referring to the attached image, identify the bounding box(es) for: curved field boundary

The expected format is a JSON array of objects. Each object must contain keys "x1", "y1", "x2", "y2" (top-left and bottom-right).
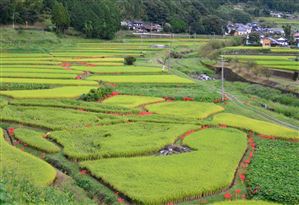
[
  {"x1": 0, "y1": 129, "x2": 57, "y2": 187},
  {"x1": 80, "y1": 128, "x2": 248, "y2": 204},
  {"x1": 212, "y1": 113, "x2": 299, "y2": 140}
]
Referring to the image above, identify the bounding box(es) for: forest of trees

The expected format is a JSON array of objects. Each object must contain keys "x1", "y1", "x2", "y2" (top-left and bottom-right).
[{"x1": 0, "y1": 0, "x2": 298, "y2": 39}]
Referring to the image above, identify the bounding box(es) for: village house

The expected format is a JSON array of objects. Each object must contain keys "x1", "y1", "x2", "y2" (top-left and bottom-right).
[
  {"x1": 294, "y1": 33, "x2": 299, "y2": 48},
  {"x1": 261, "y1": 38, "x2": 272, "y2": 48},
  {"x1": 121, "y1": 20, "x2": 162, "y2": 33}
]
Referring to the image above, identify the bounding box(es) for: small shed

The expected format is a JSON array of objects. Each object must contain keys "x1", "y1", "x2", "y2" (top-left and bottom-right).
[{"x1": 261, "y1": 38, "x2": 271, "y2": 48}]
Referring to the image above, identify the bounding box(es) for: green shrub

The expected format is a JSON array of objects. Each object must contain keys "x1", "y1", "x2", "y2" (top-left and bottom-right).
[
  {"x1": 124, "y1": 56, "x2": 136, "y2": 65},
  {"x1": 79, "y1": 86, "x2": 113, "y2": 102}
]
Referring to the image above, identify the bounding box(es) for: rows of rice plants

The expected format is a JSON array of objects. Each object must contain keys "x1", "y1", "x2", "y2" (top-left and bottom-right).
[
  {"x1": 14, "y1": 128, "x2": 60, "y2": 153},
  {"x1": 0, "y1": 78, "x2": 98, "y2": 86},
  {"x1": 0, "y1": 129, "x2": 56, "y2": 186},
  {"x1": 80, "y1": 128, "x2": 247, "y2": 204},
  {"x1": 0, "y1": 72, "x2": 78, "y2": 79},
  {"x1": 212, "y1": 113, "x2": 298, "y2": 139},
  {"x1": 102, "y1": 95, "x2": 164, "y2": 108},
  {"x1": 224, "y1": 55, "x2": 299, "y2": 71},
  {"x1": 87, "y1": 75, "x2": 195, "y2": 84},
  {"x1": 10, "y1": 98, "x2": 139, "y2": 114},
  {"x1": 1, "y1": 67, "x2": 82, "y2": 74},
  {"x1": 71, "y1": 65, "x2": 164, "y2": 74},
  {"x1": 146, "y1": 101, "x2": 224, "y2": 119},
  {"x1": 0, "y1": 105, "x2": 125, "y2": 130},
  {"x1": 0, "y1": 86, "x2": 96, "y2": 99},
  {"x1": 49, "y1": 122, "x2": 198, "y2": 160}
]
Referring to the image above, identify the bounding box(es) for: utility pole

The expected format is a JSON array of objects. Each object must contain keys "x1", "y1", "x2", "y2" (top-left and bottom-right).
[
  {"x1": 221, "y1": 55, "x2": 225, "y2": 101},
  {"x1": 12, "y1": 9, "x2": 15, "y2": 29}
]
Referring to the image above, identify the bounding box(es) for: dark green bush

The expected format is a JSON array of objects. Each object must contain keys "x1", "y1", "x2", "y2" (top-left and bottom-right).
[
  {"x1": 80, "y1": 86, "x2": 113, "y2": 101},
  {"x1": 124, "y1": 56, "x2": 137, "y2": 65}
]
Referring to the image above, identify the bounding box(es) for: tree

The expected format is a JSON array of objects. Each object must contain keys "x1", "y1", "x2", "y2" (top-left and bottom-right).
[
  {"x1": 64, "y1": 0, "x2": 120, "y2": 39},
  {"x1": 201, "y1": 15, "x2": 224, "y2": 35},
  {"x1": 282, "y1": 24, "x2": 292, "y2": 40},
  {"x1": 169, "y1": 18, "x2": 187, "y2": 33},
  {"x1": 163, "y1": 23, "x2": 171, "y2": 33},
  {"x1": 51, "y1": 1, "x2": 70, "y2": 32},
  {"x1": 231, "y1": 10, "x2": 252, "y2": 24},
  {"x1": 248, "y1": 32, "x2": 260, "y2": 45}
]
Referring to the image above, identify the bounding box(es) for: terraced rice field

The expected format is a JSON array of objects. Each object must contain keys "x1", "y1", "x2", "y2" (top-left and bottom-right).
[
  {"x1": 81, "y1": 128, "x2": 247, "y2": 204},
  {"x1": 212, "y1": 113, "x2": 298, "y2": 139},
  {"x1": 224, "y1": 54, "x2": 299, "y2": 71},
  {"x1": 146, "y1": 101, "x2": 224, "y2": 119},
  {"x1": 102, "y1": 95, "x2": 164, "y2": 108},
  {"x1": 0, "y1": 86, "x2": 96, "y2": 99},
  {"x1": 87, "y1": 75, "x2": 195, "y2": 84},
  {"x1": 14, "y1": 128, "x2": 60, "y2": 153},
  {"x1": 2, "y1": 37, "x2": 297, "y2": 205},
  {"x1": 50, "y1": 122, "x2": 198, "y2": 160},
  {"x1": 0, "y1": 130, "x2": 56, "y2": 186}
]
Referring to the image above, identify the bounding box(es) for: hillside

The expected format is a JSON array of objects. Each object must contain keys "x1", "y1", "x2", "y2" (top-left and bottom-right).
[{"x1": 1, "y1": 0, "x2": 299, "y2": 39}]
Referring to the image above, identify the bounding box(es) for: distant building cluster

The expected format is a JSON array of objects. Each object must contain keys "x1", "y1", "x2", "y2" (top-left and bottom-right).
[
  {"x1": 121, "y1": 20, "x2": 162, "y2": 33},
  {"x1": 226, "y1": 22, "x2": 299, "y2": 48}
]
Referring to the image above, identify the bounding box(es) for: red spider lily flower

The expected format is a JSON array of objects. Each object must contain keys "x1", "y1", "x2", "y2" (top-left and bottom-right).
[
  {"x1": 180, "y1": 130, "x2": 195, "y2": 140},
  {"x1": 241, "y1": 163, "x2": 247, "y2": 169},
  {"x1": 167, "y1": 202, "x2": 174, "y2": 205},
  {"x1": 244, "y1": 158, "x2": 251, "y2": 164},
  {"x1": 239, "y1": 174, "x2": 246, "y2": 182},
  {"x1": 219, "y1": 124, "x2": 227, "y2": 128},
  {"x1": 201, "y1": 125, "x2": 209, "y2": 130},
  {"x1": 249, "y1": 152, "x2": 253, "y2": 158},
  {"x1": 75, "y1": 76, "x2": 82, "y2": 80},
  {"x1": 183, "y1": 97, "x2": 194, "y2": 101},
  {"x1": 80, "y1": 170, "x2": 88, "y2": 175},
  {"x1": 224, "y1": 192, "x2": 232, "y2": 200},
  {"x1": 139, "y1": 112, "x2": 153, "y2": 116},
  {"x1": 8, "y1": 128, "x2": 15, "y2": 135},
  {"x1": 117, "y1": 198, "x2": 124, "y2": 203},
  {"x1": 111, "y1": 91, "x2": 119, "y2": 96},
  {"x1": 235, "y1": 189, "x2": 241, "y2": 194},
  {"x1": 78, "y1": 108, "x2": 86, "y2": 112}
]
